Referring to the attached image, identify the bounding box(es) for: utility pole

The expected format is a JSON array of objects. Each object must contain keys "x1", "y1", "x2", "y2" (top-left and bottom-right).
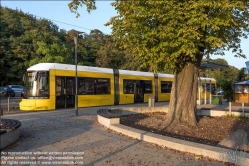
[{"x1": 67, "y1": 29, "x2": 85, "y2": 116}]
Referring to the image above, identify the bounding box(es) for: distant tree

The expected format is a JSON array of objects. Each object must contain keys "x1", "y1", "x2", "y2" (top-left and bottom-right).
[
  {"x1": 28, "y1": 41, "x2": 73, "y2": 66},
  {"x1": 95, "y1": 35, "x2": 125, "y2": 69},
  {"x1": 120, "y1": 52, "x2": 147, "y2": 71},
  {"x1": 69, "y1": 1, "x2": 249, "y2": 127},
  {"x1": 237, "y1": 67, "x2": 247, "y2": 81},
  {"x1": 0, "y1": 7, "x2": 75, "y2": 85},
  {"x1": 219, "y1": 79, "x2": 234, "y2": 101},
  {"x1": 200, "y1": 58, "x2": 239, "y2": 100},
  {"x1": 208, "y1": 59, "x2": 239, "y2": 85},
  {"x1": 87, "y1": 29, "x2": 105, "y2": 65}
]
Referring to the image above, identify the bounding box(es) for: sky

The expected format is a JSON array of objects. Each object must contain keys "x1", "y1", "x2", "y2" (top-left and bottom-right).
[{"x1": 1, "y1": 0, "x2": 248, "y2": 70}]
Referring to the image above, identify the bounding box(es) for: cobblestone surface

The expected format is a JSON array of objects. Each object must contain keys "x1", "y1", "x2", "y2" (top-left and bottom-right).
[{"x1": 1, "y1": 104, "x2": 229, "y2": 166}]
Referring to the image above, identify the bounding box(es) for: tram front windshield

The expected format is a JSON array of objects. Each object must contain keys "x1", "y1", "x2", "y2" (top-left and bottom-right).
[{"x1": 24, "y1": 71, "x2": 49, "y2": 98}]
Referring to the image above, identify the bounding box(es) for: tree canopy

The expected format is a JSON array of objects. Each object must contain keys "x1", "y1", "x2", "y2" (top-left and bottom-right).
[
  {"x1": 104, "y1": 1, "x2": 248, "y2": 126},
  {"x1": 0, "y1": 7, "x2": 67, "y2": 85},
  {"x1": 1, "y1": 6, "x2": 141, "y2": 86},
  {"x1": 105, "y1": 1, "x2": 249, "y2": 73}
]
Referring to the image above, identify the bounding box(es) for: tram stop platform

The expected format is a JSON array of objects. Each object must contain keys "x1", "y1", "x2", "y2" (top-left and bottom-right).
[{"x1": 196, "y1": 100, "x2": 249, "y2": 116}]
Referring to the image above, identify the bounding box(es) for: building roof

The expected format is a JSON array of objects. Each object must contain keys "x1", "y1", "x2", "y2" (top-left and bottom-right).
[
  {"x1": 233, "y1": 80, "x2": 249, "y2": 85},
  {"x1": 200, "y1": 61, "x2": 229, "y2": 69}
]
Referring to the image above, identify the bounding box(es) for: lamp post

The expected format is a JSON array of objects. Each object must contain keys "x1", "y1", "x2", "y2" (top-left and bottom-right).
[{"x1": 67, "y1": 29, "x2": 84, "y2": 116}]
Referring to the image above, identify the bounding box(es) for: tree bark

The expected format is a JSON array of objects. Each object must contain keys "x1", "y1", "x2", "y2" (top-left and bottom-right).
[{"x1": 166, "y1": 59, "x2": 202, "y2": 127}]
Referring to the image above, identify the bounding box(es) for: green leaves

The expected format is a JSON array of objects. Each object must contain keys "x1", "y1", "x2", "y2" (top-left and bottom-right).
[
  {"x1": 27, "y1": 41, "x2": 73, "y2": 67},
  {"x1": 105, "y1": 1, "x2": 249, "y2": 73},
  {"x1": 68, "y1": 0, "x2": 96, "y2": 18},
  {"x1": 1, "y1": 7, "x2": 74, "y2": 85}
]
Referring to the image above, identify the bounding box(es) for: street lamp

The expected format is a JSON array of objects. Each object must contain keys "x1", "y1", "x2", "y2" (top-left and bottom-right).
[{"x1": 67, "y1": 29, "x2": 85, "y2": 116}]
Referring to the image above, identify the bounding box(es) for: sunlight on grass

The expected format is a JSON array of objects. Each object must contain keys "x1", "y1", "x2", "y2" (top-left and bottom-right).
[{"x1": 222, "y1": 114, "x2": 249, "y2": 119}]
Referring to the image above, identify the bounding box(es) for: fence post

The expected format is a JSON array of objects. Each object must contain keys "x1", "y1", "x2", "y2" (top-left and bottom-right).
[
  {"x1": 229, "y1": 102, "x2": 231, "y2": 114},
  {"x1": 242, "y1": 103, "x2": 245, "y2": 116},
  {"x1": 198, "y1": 84, "x2": 201, "y2": 105},
  {"x1": 199, "y1": 87, "x2": 201, "y2": 105},
  {"x1": 8, "y1": 97, "x2": 9, "y2": 112},
  {"x1": 0, "y1": 109, "x2": 2, "y2": 126}
]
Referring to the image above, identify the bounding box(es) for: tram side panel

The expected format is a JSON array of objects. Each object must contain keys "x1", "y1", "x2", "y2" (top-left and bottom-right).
[
  {"x1": 76, "y1": 71, "x2": 114, "y2": 107},
  {"x1": 197, "y1": 79, "x2": 216, "y2": 100},
  {"x1": 54, "y1": 70, "x2": 114, "y2": 108},
  {"x1": 119, "y1": 74, "x2": 154, "y2": 104},
  {"x1": 157, "y1": 76, "x2": 174, "y2": 102}
]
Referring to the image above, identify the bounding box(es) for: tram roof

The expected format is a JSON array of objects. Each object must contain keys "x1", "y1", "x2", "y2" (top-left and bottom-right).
[
  {"x1": 28, "y1": 63, "x2": 155, "y2": 77},
  {"x1": 157, "y1": 73, "x2": 174, "y2": 78},
  {"x1": 119, "y1": 69, "x2": 154, "y2": 76},
  {"x1": 27, "y1": 63, "x2": 114, "y2": 74}
]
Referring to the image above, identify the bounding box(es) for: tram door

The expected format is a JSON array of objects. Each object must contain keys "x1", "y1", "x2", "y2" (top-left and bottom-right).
[
  {"x1": 134, "y1": 80, "x2": 144, "y2": 103},
  {"x1": 56, "y1": 76, "x2": 75, "y2": 108}
]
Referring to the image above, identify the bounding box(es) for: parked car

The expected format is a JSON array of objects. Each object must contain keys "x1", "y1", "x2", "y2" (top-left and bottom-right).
[
  {"x1": 6, "y1": 85, "x2": 25, "y2": 97},
  {"x1": 217, "y1": 90, "x2": 224, "y2": 95},
  {"x1": 0, "y1": 86, "x2": 15, "y2": 97},
  {"x1": 0, "y1": 86, "x2": 6, "y2": 98}
]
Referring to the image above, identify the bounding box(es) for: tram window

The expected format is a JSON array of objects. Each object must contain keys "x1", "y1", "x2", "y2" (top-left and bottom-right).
[
  {"x1": 144, "y1": 81, "x2": 152, "y2": 93},
  {"x1": 95, "y1": 79, "x2": 110, "y2": 94},
  {"x1": 161, "y1": 81, "x2": 172, "y2": 93},
  {"x1": 56, "y1": 77, "x2": 64, "y2": 96},
  {"x1": 202, "y1": 83, "x2": 215, "y2": 93},
  {"x1": 202, "y1": 83, "x2": 209, "y2": 91},
  {"x1": 78, "y1": 78, "x2": 94, "y2": 94},
  {"x1": 124, "y1": 80, "x2": 134, "y2": 94}
]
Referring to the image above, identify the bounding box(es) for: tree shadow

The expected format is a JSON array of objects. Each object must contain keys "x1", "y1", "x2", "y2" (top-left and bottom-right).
[{"x1": 1, "y1": 109, "x2": 95, "y2": 151}]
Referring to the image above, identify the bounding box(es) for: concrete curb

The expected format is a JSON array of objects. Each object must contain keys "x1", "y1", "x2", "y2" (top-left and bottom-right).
[
  {"x1": 97, "y1": 109, "x2": 249, "y2": 166},
  {"x1": 110, "y1": 107, "x2": 249, "y2": 117},
  {"x1": 0, "y1": 128, "x2": 20, "y2": 150},
  {"x1": 198, "y1": 109, "x2": 249, "y2": 117}
]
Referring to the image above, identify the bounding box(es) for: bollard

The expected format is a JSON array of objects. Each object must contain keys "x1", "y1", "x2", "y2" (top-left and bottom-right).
[
  {"x1": 148, "y1": 96, "x2": 155, "y2": 107},
  {"x1": 229, "y1": 102, "x2": 231, "y2": 114},
  {"x1": 148, "y1": 96, "x2": 151, "y2": 107},
  {"x1": 151, "y1": 96, "x2": 155, "y2": 107}
]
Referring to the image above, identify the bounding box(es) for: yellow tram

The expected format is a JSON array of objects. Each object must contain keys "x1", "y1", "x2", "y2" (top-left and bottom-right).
[{"x1": 19, "y1": 63, "x2": 216, "y2": 111}]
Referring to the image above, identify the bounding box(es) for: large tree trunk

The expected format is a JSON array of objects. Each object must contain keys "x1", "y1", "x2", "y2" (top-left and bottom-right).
[{"x1": 166, "y1": 61, "x2": 201, "y2": 127}]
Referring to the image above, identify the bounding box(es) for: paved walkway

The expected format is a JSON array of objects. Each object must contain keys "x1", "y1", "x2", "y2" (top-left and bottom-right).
[{"x1": 0, "y1": 103, "x2": 233, "y2": 166}]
